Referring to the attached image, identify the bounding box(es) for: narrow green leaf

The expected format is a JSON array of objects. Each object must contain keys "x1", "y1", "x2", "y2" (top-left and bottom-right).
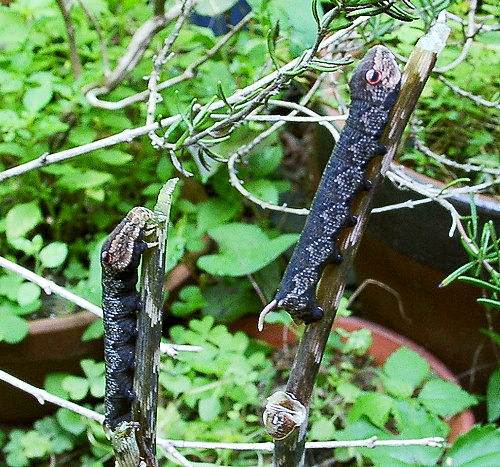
[{"x1": 487, "y1": 367, "x2": 500, "y2": 422}]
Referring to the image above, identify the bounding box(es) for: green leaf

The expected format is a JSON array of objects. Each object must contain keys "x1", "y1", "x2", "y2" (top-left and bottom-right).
[
  {"x1": 248, "y1": 145, "x2": 283, "y2": 177},
  {"x1": 198, "y1": 396, "x2": 221, "y2": 422},
  {"x1": 487, "y1": 367, "x2": 500, "y2": 422},
  {"x1": 245, "y1": 179, "x2": 279, "y2": 205},
  {"x1": 82, "y1": 319, "x2": 103, "y2": 341},
  {"x1": 310, "y1": 418, "x2": 336, "y2": 441},
  {"x1": 198, "y1": 223, "x2": 299, "y2": 276},
  {"x1": 196, "y1": 198, "x2": 241, "y2": 233},
  {"x1": 0, "y1": 10, "x2": 29, "y2": 49},
  {"x1": 382, "y1": 347, "x2": 430, "y2": 396},
  {"x1": 418, "y1": 379, "x2": 477, "y2": 417},
  {"x1": 61, "y1": 375, "x2": 89, "y2": 401},
  {"x1": 57, "y1": 169, "x2": 113, "y2": 191},
  {"x1": 93, "y1": 149, "x2": 133, "y2": 166},
  {"x1": 39, "y1": 242, "x2": 68, "y2": 268},
  {"x1": 171, "y1": 285, "x2": 206, "y2": 317},
  {"x1": 16, "y1": 282, "x2": 41, "y2": 306},
  {"x1": 444, "y1": 425, "x2": 500, "y2": 467},
  {"x1": 23, "y1": 85, "x2": 53, "y2": 113},
  {"x1": 6, "y1": 201, "x2": 42, "y2": 240},
  {"x1": 0, "y1": 313, "x2": 29, "y2": 343},
  {"x1": 342, "y1": 329, "x2": 372, "y2": 356},
  {"x1": 56, "y1": 408, "x2": 87, "y2": 435},
  {"x1": 348, "y1": 393, "x2": 393, "y2": 428},
  {"x1": 20, "y1": 431, "x2": 51, "y2": 458}
]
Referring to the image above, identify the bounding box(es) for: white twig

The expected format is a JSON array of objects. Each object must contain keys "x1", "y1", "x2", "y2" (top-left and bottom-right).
[
  {"x1": 437, "y1": 75, "x2": 500, "y2": 110},
  {"x1": 0, "y1": 255, "x2": 103, "y2": 317},
  {"x1": 0, "y1": 255, "x2": 201, "y2": 356},
  {"x1": 0, "y1": 369, "x2": 104, "y2": 423},
  {"x1": 414, "y1": 136, "x2": 500, "y2": 175},
  {"x1": 434, "y1": 0, "x2": 477, "y2": 73},
  {"x1": 0, "y1": 368, "x2": 445, "y2": 456},
  {"x1": 211, "y1": 114, "x2": 347, "y2": 123}
]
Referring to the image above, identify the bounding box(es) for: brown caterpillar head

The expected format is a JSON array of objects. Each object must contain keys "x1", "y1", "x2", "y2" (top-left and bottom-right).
[
  {"x1": 101, "y1": 207, "x2": 154, "y2": 271},
  {"x1": 262, "y1": 391, "x2": 306, "y2": 440},
  {"x1": 349, "y1": 45, "x2": 401, "y2": 106}
]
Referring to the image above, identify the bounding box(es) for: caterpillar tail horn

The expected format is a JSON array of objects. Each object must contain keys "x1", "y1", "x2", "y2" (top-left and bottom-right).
[{"x1": 258, "y1": 300, "x2": 278, "y2": 332}]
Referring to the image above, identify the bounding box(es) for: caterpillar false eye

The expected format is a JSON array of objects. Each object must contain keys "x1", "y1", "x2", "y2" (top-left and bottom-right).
[
  {"x1": 101, "y1": 251, "x2": 112, "y2": 264},
  {"x1": 101, "y1": 207, "x2": 154, "y2": 430},
  {"x1": 365, "y1": 68, "x2": 382, "y2": 84},
  {"x1": 259, "y1": 46, "x2": 400, "y2": 327}
]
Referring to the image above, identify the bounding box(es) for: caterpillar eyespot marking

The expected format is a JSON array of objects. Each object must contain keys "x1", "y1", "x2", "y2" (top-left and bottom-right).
[
  {"x1": 101, "y1": 207, "x2": 155, "y2": 430},
  {"x1": 366, "y1": 68, "x2": 382, "y2": 85},
  {"x1": 259, "y1": 46, "x2": 401, "y2": 327}
]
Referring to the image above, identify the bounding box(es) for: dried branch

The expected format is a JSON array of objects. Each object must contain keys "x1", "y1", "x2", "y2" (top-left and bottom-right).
[
  {"x1": 0, "y1": 255, "x2": 102, "y2": 316},
  {"x1": 132, "y1": 179, "x2": 178, "y2": 461},
  {"x1": 89, "y1": 12, "x2": 254, "y2": 110},
  {"x1": 227, "y1": 76, "x2": 329, "y2": 216},
  {"x1": 437, "y1": 75, "x2": 500, "y2": 110},
  {"x1": 84, "y1": 3, "x2": 183, "y2": 95},
  {"x1": 414, "y1": 132, "x2": 500, "y2": 175},
  {"x1": 434, "y1": 0, "x2": 477, "y2": 73},
  {"x1": 55, "y1": 0, "x2": 82, "y2": 78},
  {"x1": 272, "y1": 14, "x2": 451, "y2": 466},
  {"x1": 147, "y1": 0, "x2": 196, "y2": 148}
]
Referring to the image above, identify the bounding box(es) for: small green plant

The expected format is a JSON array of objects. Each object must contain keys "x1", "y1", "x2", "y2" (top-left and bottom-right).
[{"x1": 441, "y1": 196, "x2": 500, "y2": 423}]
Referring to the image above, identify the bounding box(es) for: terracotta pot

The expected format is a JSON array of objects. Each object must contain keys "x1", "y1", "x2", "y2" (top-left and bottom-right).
[
  {"x1": 0, "y1": 311, "x2": 103, "y2": 424},
  {"x1": 230, "y1": 314, "x2": 475, "y2": 442},
  {"x1": 355, "y1": 164, "x2": 500, "y2": 398}
]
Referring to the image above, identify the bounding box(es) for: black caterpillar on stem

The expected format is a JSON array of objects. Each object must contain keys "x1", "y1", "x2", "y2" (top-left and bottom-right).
[
  {"x1": 101, "y1": 207, "x2": 155, "y2": 430},
  {"x1": 259, "y1": 46, "x2": 401, "y2": 329}
]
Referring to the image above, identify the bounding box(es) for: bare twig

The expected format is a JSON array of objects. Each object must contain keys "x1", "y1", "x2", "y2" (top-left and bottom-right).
[
  {"x1": 55, "y1": 0, "x2": 82, "y2": 78},
  {"x1": 84, "y1": 3, "x2": 183, "y2": 95},
  {"x1": 414, "y1": 133, "x2": 500, "y2": 175},
  {"x1": 227, "y1": 76, "x2": 332, "y2": 215},
  {"x1": 437, "y1": 75, "x2": 500, "y2": 110},
  {"x1": 89, "y1": 12, "x2": 254, "y2": 110},
  {"x1": 147, "y1": 0, "x2": 196, "y2": 148},
  {"x1": 434, "y1": 0, "x2": 477, "y2": 73},
  {"x1": 0, "y1": 255, "x2": 103, "y2": 317}
]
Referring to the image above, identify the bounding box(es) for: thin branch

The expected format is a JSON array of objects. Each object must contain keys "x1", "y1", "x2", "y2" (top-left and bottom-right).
[
  {"x1": 414, "y1": 133, "x2": 500, "y2": 175},
  {"x1": 0, "y1": 369, "x2": 104, "y2": 424},
  {"x1": 147, "y1": 0, "x2": 196, "y2": 148},
  {"x1": 227, "y1": 76, "x2": 332, "y2": 216},
  {"x1": 83, "y1": 3, "x2": 183, "y2": 95},
  {"x1": 77, "y1": 0, "x2": 110, "y2": 75},
  {"x1": 0, "y1": 254, "x2": 200, "y2": 357},
  {"x1": 0, "y1": 255, "x2": 103, "y2": 317},
  {"x1": 434, "y1": 0, "x2": 477, "y2": 73},
  {"x1": 55, "y1": 0, "x2": 82, "y2": 78},
  {"x1": 89, "y1": 12, "x2": 254, "y2": 110},
  {"x1": 437, "y1": 75, "x2": 500, "y2": 110}
]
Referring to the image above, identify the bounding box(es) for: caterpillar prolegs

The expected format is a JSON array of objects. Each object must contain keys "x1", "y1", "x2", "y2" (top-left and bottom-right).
[
  {"x1": 101, "y1": 207, "x2": 154, "y2": 430},
  {"x1": 259, "y1": 46, "x2": 401, "y2": 328}
]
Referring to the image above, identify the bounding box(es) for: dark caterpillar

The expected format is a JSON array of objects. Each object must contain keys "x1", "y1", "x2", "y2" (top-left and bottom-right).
[
  {"x1": 101, "y1": 207, "x2": 154, "y2": 430},
  {"x1": 259, "y1": 46, "x2": 401, "y2": 328}
]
